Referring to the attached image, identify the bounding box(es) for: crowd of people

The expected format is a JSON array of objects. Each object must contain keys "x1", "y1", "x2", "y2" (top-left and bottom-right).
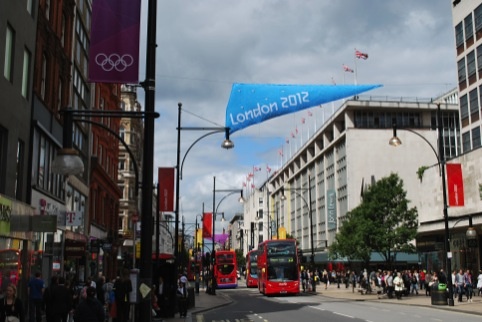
[
  {"x1": 299, "y1": 267, "x2": 482, "y2": 302},
  {"x1": 0, "y1": 268, "x2": 135, "y2": 322}
]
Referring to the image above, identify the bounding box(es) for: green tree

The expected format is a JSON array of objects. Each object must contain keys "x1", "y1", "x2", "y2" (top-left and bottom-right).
[
  {"x1": 329, "y1": 173, "x2": 418, "y2": 268},
  {"x1": 236, "y1": 249, "x2": 246, "y2": 268}
]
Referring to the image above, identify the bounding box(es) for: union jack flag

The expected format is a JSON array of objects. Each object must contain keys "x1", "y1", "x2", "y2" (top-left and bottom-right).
[
  {"x1": 343, "y1": 64, "x2": 354, "y2": 73},
  {"x1": 355, "y1": 49, "x2": 368, "y2": 60}
]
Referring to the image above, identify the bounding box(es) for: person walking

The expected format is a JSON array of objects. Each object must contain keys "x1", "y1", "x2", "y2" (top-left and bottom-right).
[
  {"x1": 455, "y1": 269, "x2": 465, "y2": 302},
  {"x1": 114, "y1": 269, "x2": 132, "y2": 322},
  {"x1": 51, "y1": 276, "x2": 72, "y2": 322},
  {"x1": 28, "y1": 271, "x2": 45, "y2": 322},
  {"x1": 477, "y1": 269, "x2": 482, "y2": 296},
  {"x1": 73, "y1": 287, "x2": 104, "y2": 322},
  {"x1": 176, "y1": 280, "x2": 187, "y2": 318},
  {"x1": 43, "y1": 275, "x2": 59, "y2": 322},
  {"x1": 393, "y1": 272, "x2": 404, "y2": 300},
  {"x1": 0, "y1": 284, "x2": 24, "y2": 322},
  {"x1": 464, "y1": 269, "x2": 473, "y2": 302}
]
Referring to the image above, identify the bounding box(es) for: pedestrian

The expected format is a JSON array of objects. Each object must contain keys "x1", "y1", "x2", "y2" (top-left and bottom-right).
[
  {"x1": 156, "y1": 276, "x2": 166, "y2": 315},
  {"x1": 386, "y1": 271, "x2": 394, "y2": 299},
  {"x1": 455, "y1": 269, "x2": 465, "y2": 302},
  {"x1": 96, "y1": 273, "x2": 105, "y2": 306},
  {"x1": 28, "y1": 271, "x2": 45, "y2": 322},
  {"x1": 73, "y1": 287, "x2": 104, "y2": 322},
  {"x1": 176, "y1": 280, "x2": 187, "y2": 318},
  {"x1": 464, "y1": 269, "x2": 473, "y2": 302},
  {"x1": 114, "y1": 269, "x2": 132, "y2": 322},
  {"x1": 424, "y1": 271, "x2": 432, "y2": 296},
  {"x1": 50, "y1": 276, "x2": 72, "y2": 322},
  {"x1": 410, "y1": 270, "x2": 419, "y2": 295},
  {"x1": 43, "y1": 275, "x2": 59, "y2": 322},
  {"x1": 393, "y1": 272, "x2": 404, "y2": 300},
  {"x1": 0, "y1": 284, "x2": 24, "y2": 322},
  {"x1": 477, "y1": 270, "x2": 482, "y2": 296}
]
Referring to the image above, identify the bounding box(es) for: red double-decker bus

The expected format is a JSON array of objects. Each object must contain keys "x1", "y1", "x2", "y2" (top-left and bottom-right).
[
  {"x1": 257, "y1": 239, "x2": 300, "y2": 296},
  {"x1": 214, "y1": 250, "x2": 238, "y2": 289},
  {"x1": 245, "y1": 249, "x2": 258, "y2": 288},
  {"x1": 187, "y1": 256, "x2": 202, "y2": 281}
]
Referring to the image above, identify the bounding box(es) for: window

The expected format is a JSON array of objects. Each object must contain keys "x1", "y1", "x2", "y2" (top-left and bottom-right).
[
  {"x1": 458, "y1": 58, "x2": 466, "y2": 83},
  {"x1": 477, "y1": 44, "x2": 482, "y2": 71},
  {"x1": 476, "y1": 4, "x2": 482, "y2": 32},
  {"x1": 455, "y1": 22, "x2": 464, "y2": 47},
  {"x1": 462, "y1": 131, "x2": 471, "y2": 152},
  {"x1": 257, "y1": 209, "x2": 264, "y2": 219},
  {"x1": 21, "y1": 48, "x2": 31, "y2": 98},
  {"x1": 41, "y1": 53, "x2": 47, "y2": 100},
  {"x1": 4, "y1": 25, "x2": 14, "y2": 82},
  {"x1": 15, "y1": 140, "x2": 24, "y2": 200},
  {"x1": 469, "y1": 88, "x2": 478, "y2": 115},
  {"x1": 465, "y1": 14, "x2": 474, "y2": 40},
  {"x1": 45, "y1": 0, "x2": 50, "y2": 20},
  {"x1": 467, "y1": 51, "x2": 476, "y2": 76},
  {"x1": 472, "y1": 127, "x2": 481, "y2": 148},
  {"x1": 27, "y1": 0, "x2": 34, "y2": 16},
  {"x1": 0, "y1": 126, "x2": 7, "y2": 194},
  {"x1": 460, "y1": 94, "x2": 469, "y2": 119},
  {"x1": 32, "y1": 129, "x2": 63, "y2": 198}
]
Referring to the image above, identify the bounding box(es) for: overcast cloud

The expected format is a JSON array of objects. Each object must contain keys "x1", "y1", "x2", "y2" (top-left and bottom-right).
[{"x1": 133, "y1": 0, "x2": 457, "y2": 231}]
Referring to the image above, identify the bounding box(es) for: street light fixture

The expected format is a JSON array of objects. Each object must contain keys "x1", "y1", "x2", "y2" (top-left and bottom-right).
[
  {"x1": 175, "y1": 102, "x2": 234, "y2": 272},
  {"x1": 280, "y1": 175, "x2": 315, "y2": 292},
  {"x1": 389, "y1": 103, "x2": 454, "y2": 306}
]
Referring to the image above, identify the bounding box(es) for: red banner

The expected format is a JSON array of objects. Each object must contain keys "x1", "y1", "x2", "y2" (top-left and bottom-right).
[
  {"x1": 202, "y1": 213, "x2": 213, "y2": 238},
  {"x1": 89, "y1": 0, "x2": 141, "y2": 83},
  {"x1": 158, "y1": 167, "x2": 175, "y2": 212},
  {"x1": 446, "y1": 163, "x2": 464, "y2": 207}
]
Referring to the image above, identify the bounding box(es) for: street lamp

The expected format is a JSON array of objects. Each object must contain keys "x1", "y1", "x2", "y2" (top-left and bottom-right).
[
  {"x1": 211, "y1": 176, "x2": 245, "y2": 294},
  {"x1": 281, "y1": 175, "x2": 315, "y2": 292},
  {"x1": 175, "y1": 102, "x2": 234, "y2": 265},
  {"x1": 389, "y1": 103, "x2": 454, "y2": 306}
]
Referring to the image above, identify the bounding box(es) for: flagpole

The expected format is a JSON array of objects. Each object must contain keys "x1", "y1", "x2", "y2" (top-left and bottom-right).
[{"x1": 354, "y1": 49, "x2": 358, "y2": 85}]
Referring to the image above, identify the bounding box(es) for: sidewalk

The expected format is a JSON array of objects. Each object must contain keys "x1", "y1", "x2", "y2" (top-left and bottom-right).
[
  {"x1": 308, "y1": 285, "x2": 482, "y2": 316},
  {"x1": 162, "y1": 284, "x2": 482, "y2": 321}
]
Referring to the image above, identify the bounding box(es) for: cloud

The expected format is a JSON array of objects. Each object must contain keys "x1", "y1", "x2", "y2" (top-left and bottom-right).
[{"x1": 136, "y1": 0, "x2": 457, "y2": 228}]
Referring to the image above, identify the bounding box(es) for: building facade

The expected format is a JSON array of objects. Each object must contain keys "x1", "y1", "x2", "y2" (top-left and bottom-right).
[{"x1": 259, "y1": 95, "x2": 472, "y2": 271}]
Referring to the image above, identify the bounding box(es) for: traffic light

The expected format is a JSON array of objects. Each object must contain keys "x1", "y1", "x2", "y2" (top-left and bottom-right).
[{"x1": 212, "y1": 250, "x2": 216, "y2": 264}]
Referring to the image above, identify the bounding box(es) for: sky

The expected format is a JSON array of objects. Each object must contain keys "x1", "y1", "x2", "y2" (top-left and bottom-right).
[{"x1": 133, "y1": 0, "x2": 458, "y2": 233}]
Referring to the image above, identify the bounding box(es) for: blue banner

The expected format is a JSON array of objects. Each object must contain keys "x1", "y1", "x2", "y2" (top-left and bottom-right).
[{"x1": 225, "y1": 83, "x2": 382, "y2": 134}]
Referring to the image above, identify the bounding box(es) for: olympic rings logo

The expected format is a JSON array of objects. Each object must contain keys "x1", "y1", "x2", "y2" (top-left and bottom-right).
[{"x1": 95, "y1": 53, "x2": 134, "y2": 72}]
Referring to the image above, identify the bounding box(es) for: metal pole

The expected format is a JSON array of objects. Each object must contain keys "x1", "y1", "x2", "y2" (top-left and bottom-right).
[
  {"x1": 438, "y1": 104, "x2": 453, "y2": 306},
  {"x1": 267, "y1": 189, "x2": 271, "y2": 239},
  {"x1": 139, "y1": 0, "x2": 157, "y2": 320},
  {"x1": 175, "y1": 103, "x2": 182, "y2": 267},
  {"x1": 308, "y1": 175, "x2": 315, "y2": 292},
  {"x1": 156, "y1": 183, "x2": 160, "y2": 272},
  {"x1": 211, "y1": 176, "x2": 216, "y2": 295}
]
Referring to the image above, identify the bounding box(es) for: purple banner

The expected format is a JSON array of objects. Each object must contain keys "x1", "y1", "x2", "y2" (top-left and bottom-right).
[{"x1": 88, "y1": 0, "x2": 141, "y2": 83}]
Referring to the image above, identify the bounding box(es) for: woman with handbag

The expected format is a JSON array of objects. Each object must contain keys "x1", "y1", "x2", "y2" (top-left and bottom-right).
[{"x1": 0, "y1": 284, "x2": 23, "y2": 322}]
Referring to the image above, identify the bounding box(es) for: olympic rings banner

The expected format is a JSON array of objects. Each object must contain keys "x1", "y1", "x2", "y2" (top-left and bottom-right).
[
  {"x1": 225, "y1": 83, "x2": 382, "y2": 134},
  {"x1": 89, "y1": 0, "x2": 141, "y2": 83}
]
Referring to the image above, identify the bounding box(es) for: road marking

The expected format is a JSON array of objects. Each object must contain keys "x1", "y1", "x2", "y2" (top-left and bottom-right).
[{"x1": 333, "y1": 312, "x2": 355, "y2": 318}]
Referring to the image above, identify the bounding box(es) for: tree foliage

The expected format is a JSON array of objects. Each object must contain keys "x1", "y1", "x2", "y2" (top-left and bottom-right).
[{"x1": 329, "y1": 173, "x2": 418, "y2": 267}]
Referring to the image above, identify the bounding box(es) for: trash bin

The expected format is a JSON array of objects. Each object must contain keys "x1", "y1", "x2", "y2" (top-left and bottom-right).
[{"x1": 431, "y1": 283, "x2": 448, "y2": 305}]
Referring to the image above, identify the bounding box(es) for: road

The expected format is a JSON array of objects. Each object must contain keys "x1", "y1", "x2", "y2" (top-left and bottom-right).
[{"x1": 193, "y1": 286, "x2": 482, "y2": 322}]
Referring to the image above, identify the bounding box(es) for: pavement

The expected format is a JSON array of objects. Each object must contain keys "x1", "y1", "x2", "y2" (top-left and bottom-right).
[{"x1": 160, "y1": 282, "x2": 482, "y2": 322}]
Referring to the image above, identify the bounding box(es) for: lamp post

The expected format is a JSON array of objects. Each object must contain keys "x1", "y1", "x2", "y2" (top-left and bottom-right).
[
  {"x1": 281, "y1": 175, "x2": 315, "y2": 292},
  {"x1": 175, "y1": 102, "x2": 234, "y2": 268},
  {"x1": 211, "y1": 176, "x2": 245, "y2": 294},
  {"x1": 389, "y1": 103, "x2": 454, "y2": 306}
]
